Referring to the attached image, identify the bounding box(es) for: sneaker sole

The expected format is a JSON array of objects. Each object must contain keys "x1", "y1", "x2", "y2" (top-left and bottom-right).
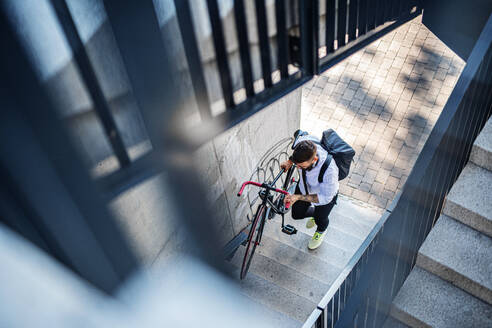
[{"x1": 308, "y1": 243, "x2": 323, "y2": 250}]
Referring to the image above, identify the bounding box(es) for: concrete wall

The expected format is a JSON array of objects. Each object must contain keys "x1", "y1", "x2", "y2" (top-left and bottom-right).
[
  {"x1": 111, "y1": 89, "x2": 301, "y2": 265},
  {"x1": 5, "y1": 0, "x2": 302, "y2": 265},
  {"x1": 195, "y1": 90, "x2": 301, "y2": 244}
]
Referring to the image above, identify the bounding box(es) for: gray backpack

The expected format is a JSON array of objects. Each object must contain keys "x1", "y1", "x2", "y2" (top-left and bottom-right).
[
  {"x1": 317, "y1": 129, "x2": 356, "y2": 181},
  {"x1": 294, "y1": 129, "x2": 355, "y2": 182}
]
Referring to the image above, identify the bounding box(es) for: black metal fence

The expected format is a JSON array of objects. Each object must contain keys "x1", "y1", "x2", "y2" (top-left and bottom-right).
[
  {"x1": 98, "y1": 0, "x2": 423, "y2": 202},
  {"x1": 303, "y1": 12, "x2": 492, "y2": 328},
  {"x1": 173, "y1": 0, "x2": 423, "y2": 144},
  {"x1": 318, "y1": 0, "x2": 421, "y2": 71}
]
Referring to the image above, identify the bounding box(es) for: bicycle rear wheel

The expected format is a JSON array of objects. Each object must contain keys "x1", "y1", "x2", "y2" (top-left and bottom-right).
[{"x1": 240, "y1": 204, "x2": 266, "y2": 279}]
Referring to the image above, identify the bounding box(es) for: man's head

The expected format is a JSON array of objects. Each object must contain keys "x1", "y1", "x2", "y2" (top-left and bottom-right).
[{"x1": 290, "y1": 140, "x2": 318, "y2": 170}]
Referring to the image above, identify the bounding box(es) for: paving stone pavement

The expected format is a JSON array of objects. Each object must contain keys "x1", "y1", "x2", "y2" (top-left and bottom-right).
[{"x1": 301, "y1": 16, "x2": 465, "y2": 211}]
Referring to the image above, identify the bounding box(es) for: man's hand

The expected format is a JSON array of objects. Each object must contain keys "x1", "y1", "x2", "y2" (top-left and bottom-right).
[
  {"x1": 285, "y1": 193, "x2": 319, "y2": 204},
  {"x1": 280, "y1": 159, "x2": 294, "y2": 172},
  {"x1": 284, "y1": 194, "x2": 299, "y2": 205}
]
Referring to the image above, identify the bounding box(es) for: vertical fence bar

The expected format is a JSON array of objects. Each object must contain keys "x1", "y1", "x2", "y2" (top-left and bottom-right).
[
  {"x1": 174, "y1": 0, "x2": 213, "y2": 119},
  {"x1": 234, "y1": 0, "x2": 255, "y2": 97},
  {"x1": 326, "y1": 0, "x2": 336, "y2": 52},
  {"x1": 299, "y1": 0, "x2": 318, "y2": 76},
  {"x1": 383, "y1": 0, "x2": 393, "y2": 22},
  {"x1": 255, "y1": 0, "x2": 273, "y2": 88},
  {"x1": 334, "y1": 289, "x2": 340, "y2": 322},
  {"x1": 348, "y1": 0, "x2": 358, "y2": 41},
  {"x1": 275, "y1": 0, "x2": 289, "y2": 79},
  {"x1": 327, "y1": 299, "x2": 334, "y2": 328},
  {"x1": 358, "y1": 0, "x2": 368, "y2": 36},
  {"x1": 367, "y1": 0, "x2": 376, "y2": 31},
  {"x1": 49, "y1": 0, "x2": 131, "y2": 168},
  {"x1": 337, "y1": 0, "x2": 348, "y2": 47},
  {"x1": 206, "y1": 0, "x2": 235, "y2": 109},
  {"x1": 392, "y1": 0, "x2": 402, "y2": 18},
  {"x1": 399, "y1": 0, "x2": 410, "y2": 18},
  {"x1": 341, "y1": 281, "x2": 347, "y2": 313},
  {"x1": 376, "y1": 0, "x2": 385, "y2": 27},
  {"x1": 317, "y1": 309, "x2": 324, "y2": 328}
]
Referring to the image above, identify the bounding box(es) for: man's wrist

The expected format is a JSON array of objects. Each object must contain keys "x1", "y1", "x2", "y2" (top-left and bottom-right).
[{"x1": 297, "y1": 194, "x2": 319, "y2": 203}]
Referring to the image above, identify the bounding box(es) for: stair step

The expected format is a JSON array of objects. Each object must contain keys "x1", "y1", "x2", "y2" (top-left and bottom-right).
[
  {"x1": 382, "y1": 316, "x2": 410, "y2": 328},
  {"x1": 255, "y1": 234, "x2": 340, "y2": 285},
  {"x1": 231, "y1": 244, "x2": 329, "y2": 304},
  {"x1": 331, "y1": 194, "x2": 381, "y2": 224},
  {"x1": 284, "y1": 212, "x2": 369, "y2": 244},
  {"x1": 417, "y1": 215, "x2": 492, "y2": 304},
  {"x1": 327, "y1": 211, "x2": 375, "y2": 239},
  {"x1": 442, "y1": 163, "x2": 492, "y2": 237},
  {"x1": 264, "y1": 219, "x2": 352, "y2": 268},
  {"x1": 242, "y1": 294, "x2": 302, "y2": 328},
  {"x1": 329, "y1": 208, "x2": 374, "y2": 230},
  {"x1": 390, "y1": 267, "x2": 492, "y2": 328},
  {"x1": 227, "y1": 263, "x2": 317, "y2": 323},
  {"x1": 470, "y1": 117, "x2": 492, "y2": 171},
  {"x1": 285, "y1": 198, "x2": 378, "y2": 241},
  {"x1": 271, "y1": 215, "x2": 363, "y2": 253}
]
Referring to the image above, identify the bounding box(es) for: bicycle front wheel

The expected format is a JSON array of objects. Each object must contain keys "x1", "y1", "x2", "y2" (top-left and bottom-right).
[
  {"x1": 240, "y1": 204, "x2": 266, "y2": 279},
  {"x1": 283, "y1": 166, "x2": 297, "y2": 193}
]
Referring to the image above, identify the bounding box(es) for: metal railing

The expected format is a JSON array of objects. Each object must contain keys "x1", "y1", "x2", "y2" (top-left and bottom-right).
[
  {"x1": 303, "y1": 12, "x2": 492, "y2": 328},
  {"x1": 98, "y1": 0, "x2": 424, "y2": 201},
  {"x1": 317, "y1": 0, "x2": 421, "y2": 71}
]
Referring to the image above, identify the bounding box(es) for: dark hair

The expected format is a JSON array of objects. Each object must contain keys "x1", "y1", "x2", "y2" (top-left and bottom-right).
[{"x1": 290, "y1": 140, "x2": 316, "y2": 163}]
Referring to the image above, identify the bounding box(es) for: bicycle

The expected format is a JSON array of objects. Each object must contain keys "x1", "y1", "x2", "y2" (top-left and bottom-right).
[{"x1": 236, "y1": 130, "x2": 307, "y2": 280}]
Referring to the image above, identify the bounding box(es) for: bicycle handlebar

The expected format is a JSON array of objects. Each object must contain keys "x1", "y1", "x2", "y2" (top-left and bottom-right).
[{"x1": 237, "y1": 181, "x2": 291, "y2": 209}]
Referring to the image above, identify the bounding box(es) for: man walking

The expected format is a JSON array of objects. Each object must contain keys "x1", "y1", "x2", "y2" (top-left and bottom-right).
[{"x1": 281, "y1": 135, "x2": 339, "y2": 250}]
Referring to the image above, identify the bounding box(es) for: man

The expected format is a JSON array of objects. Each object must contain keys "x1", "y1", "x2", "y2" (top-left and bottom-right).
[{"x1": 281, "y1": 135, "x2": 339, "y2": 250}]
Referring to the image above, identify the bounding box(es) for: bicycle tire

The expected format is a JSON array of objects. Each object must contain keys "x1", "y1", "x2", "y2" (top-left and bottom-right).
[
  {"x1": 271, "y1": 166, "x2": 297, "y2": 213},
  {"x1": 240, "y1": 204, "x2": 266, "y2": 279},
  {"x1": 283, "y1": 166, "x2": 296, "y2": 192}
]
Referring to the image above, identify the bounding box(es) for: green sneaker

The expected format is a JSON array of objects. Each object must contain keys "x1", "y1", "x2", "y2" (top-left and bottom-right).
[
  {"x1": 305, "y1": 217, "x2": 316, "y2": 229},
  {"x1": 308, "y1": 231, "x2": 325, "y2": 250}
]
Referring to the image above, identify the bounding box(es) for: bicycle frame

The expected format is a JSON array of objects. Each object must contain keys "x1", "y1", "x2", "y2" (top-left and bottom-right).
[
  {"x1": 238, "y1": 166, "x2": 298, "y2": 233},
  {"x1": 238, "y1": 170, "x2": 290, "y2": 211},
  {"x1": 236, "y1": 132, "x2": 304, "y2": 279}
]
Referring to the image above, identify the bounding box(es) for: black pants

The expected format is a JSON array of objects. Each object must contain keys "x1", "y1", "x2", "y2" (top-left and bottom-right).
[{"x1": 291, "y1": 185, "x2": 338, "y2": 232}]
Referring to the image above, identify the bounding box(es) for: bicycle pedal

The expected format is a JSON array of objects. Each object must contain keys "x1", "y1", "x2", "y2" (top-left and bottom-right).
[{"x1": 282, "y1": 225, "x2": 297, "y2": 235}]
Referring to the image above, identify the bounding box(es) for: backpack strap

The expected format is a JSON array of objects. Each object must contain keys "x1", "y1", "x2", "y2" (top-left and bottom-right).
[
  {"x1": 301, "y1": 169, "x2": 309, "y2": 194},
  {"x1": 318, "y1": 154, "x2": 332, "y2": 183}
]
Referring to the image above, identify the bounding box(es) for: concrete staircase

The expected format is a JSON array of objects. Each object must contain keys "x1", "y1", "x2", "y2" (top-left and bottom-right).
[
  {"x1": 227, "y1": 194, "x2": 382, "y2": 327},
  {"x1": 388, "y1": 118, "x2": 492, "y2": 327}
]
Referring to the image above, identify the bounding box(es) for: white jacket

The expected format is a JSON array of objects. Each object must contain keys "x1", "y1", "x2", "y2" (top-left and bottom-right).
[{"x1": 294, "y1": 135, "x2": 339, "y2": 206}]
